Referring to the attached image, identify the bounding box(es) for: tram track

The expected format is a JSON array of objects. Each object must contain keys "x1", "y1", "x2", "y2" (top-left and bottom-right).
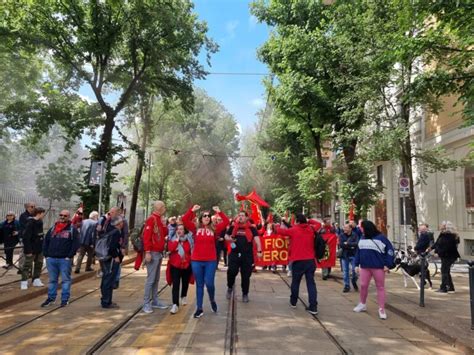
[
  {"x1": 275, "y1": 271, "x2": 349, "y2": 355},
  {"x1": 0, "y1": 266, "x2": 138, "y2": 337},
  {"x1": 86, "y1": 283, "x2": 169, "y2": 355},
  {"x1": 224, "y1": 287, "x2": 237, "y2": 355}
]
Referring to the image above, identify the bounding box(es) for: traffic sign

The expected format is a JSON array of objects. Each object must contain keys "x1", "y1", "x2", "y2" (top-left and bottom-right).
[
  {"x1": 399, "y1": 177, "x2": 410, "y2": 195},
  {"x1": 89, "y1": 161, "x2": 104, "y2": 186}
]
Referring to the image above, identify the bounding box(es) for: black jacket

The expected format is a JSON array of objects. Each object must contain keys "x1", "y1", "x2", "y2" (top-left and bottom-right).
[
  {"x1": 19, "y1": 211, "x2": 33, "y2": 236},
  {"x1": 434, "y1": 232, "x2": 460, "y2": 259},
  {"x1": 43, "y1": 222, "x2": 80, "y2": 258},
  {"x1": 23, "y1": 218, "x2": 44, "y2": 254},
  {"x1": 107, "y1": 229, "x2": 124, "y2": 261},
  {"x1": 338, "y1": 231, "x2": 359, "y2": 258}
]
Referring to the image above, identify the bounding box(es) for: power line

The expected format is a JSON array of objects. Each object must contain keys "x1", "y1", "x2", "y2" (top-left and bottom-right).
[
  {"x1": 149, "y1": 145, "x2": 256, "y2": 158},
  {"x1": 207, "y1": 72, "x2": 269, "y2": 76}
]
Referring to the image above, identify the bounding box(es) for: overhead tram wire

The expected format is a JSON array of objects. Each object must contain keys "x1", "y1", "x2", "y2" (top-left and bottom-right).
[
  {"x1": 149, "y1": 145, "x2": 256, "y2": 159},
  {"x1": 206, "y1": 72, "x2": 269, "y2": 76}
]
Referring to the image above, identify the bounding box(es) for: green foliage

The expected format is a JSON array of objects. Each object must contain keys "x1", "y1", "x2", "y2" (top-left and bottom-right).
[{"x1": 35, "y1": 156, "x2": 84, "y2": 204}]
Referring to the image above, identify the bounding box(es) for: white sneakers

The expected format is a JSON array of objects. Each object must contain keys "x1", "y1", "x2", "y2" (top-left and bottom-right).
[
  {"x1": 20, "y1": 281, "x2": 28, "y2": 290},
  {"x1": 353, "y1": 303, "x2": 388, "y2": 319},
  {"x1": 353, "y1": 303, "x2": 367, "y2": 312},
  {"x1": 181, "y1": 297, "x2": 187, "y2": 306},
  {"x1": 32, "y1": 278, "x2": 44, "y2": 287},
  {"x1": 170, "y1": 304, "x2": 179, "y2": 314},
  {"x1": 287, "y1": 270, "x2": 292, "y2": 277}
]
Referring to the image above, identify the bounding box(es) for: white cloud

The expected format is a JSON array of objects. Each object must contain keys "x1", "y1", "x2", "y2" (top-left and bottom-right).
[
  {"x1": 225, "y1": 20, "x2": 239, "y2": 39},
  {"x1": 248, "y1": 15, "x2": 258, "y2": 30},
  {"x1": 251, "y1": 98, "x2": 265, "y2": 108}
]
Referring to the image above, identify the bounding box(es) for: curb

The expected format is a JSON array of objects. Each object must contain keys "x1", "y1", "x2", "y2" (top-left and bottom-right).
[
  {"x1": 0, "y1": 256, "x2": 137, "y2": 311},
  {"x1": 331, "y1": 273, "x2": 473, "y2": 354}
]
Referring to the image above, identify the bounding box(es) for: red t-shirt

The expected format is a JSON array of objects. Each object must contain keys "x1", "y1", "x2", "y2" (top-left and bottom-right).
[{"x1": 182, "y1": 208, "x2": 229, "y2": 261}]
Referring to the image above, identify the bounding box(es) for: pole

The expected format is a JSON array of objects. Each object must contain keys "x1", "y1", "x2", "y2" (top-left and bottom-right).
[
  {"x1": 145, "y1": 152, "x2": 152, "y2": 217},
  {"x1": 468, "y1": 261, "x2": 474, "y2": 330},
  {"x1": 419, "y1": 253, "x2": 426, "y2": 307},
  {"x1": 403, "y1": 195, "x2": 408, "y2": 253},
  {"x1": 98, "y1": 162, "x2": 103, "y2": 216}
]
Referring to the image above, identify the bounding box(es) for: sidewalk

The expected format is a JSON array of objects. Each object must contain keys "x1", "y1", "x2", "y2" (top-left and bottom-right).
[{"x1": 330, "y1": 265, "x2": 473, "y2": 354}]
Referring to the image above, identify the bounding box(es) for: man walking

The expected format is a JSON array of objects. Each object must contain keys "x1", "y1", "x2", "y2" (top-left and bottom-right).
[
  {"x1": 20, "y1": 207, "x2": 46, "y2": 290},
  {"x1": 276, "y1": 214, "x2": 318, "y2": 315},
  {"x1": 75, "y1": 211, "x2": 99, "y2": 274},
  {"x1": 17, "y1": 202, "x2": 36, "y2": 274},
  {"x1": 41, "y1": 210, "x2": 80, "y2": 307},
  {"x1": 114, "y1": 208, "x2": 129, "y2": 289},
  {"x1": 142, "y1": 201, "x2": 169, "y2": 313},
  {"x1": 339, "y1": 223, "x2": 359, "y2": 292},
  {"x1": 225, "y1": 211, "x2": 262, "y2": 303},
  {"x1": 100, "y1": 217, "x2": 124, "y2": 309}
]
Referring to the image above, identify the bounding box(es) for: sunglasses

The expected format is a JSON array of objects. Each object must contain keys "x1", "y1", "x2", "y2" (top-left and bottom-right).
[
  {"x1": 59, "y1": 214, "x2": 69, "y2": 217},
  {"x1": 202, "y1": 214, "x2": 210, "y2": 218}
]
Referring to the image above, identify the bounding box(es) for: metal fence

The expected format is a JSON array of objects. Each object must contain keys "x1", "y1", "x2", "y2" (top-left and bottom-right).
[{"x1": 0, "y1": 184, "x2": 78, "y2": 229}]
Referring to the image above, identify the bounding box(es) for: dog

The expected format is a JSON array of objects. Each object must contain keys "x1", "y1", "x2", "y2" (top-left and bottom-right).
[{"x1": 394, "y1": 250, "x2": 432, "y2": 290}]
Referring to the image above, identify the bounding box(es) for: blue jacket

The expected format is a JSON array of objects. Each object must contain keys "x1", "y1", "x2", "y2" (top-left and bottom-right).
[
  {"x1": 79, "y1": 219, "x2": 98, "y2": 246},
  {"x1": 43, "y1": 222, "x2": 80, "y2": 258},
  {"x1": 354, "y1": 234, "x2": 395, "y2": 269},
  {"x1": 338, "y1": 231, "x2": 359, "y2": 258},
  {"x1": 415, "y1": 231, "x2": 434, "y2": 254}
]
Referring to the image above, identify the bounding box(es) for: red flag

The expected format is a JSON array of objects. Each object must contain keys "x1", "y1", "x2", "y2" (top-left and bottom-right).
[{"x1": 349, "y1": 199, "x2": 355, "y2": 221}]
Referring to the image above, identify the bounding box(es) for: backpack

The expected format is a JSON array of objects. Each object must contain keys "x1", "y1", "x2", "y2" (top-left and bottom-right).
[
  {"x1": 95, "y1": 230, "x2": 113, "y2": 261},
  {"x1": 314, "y1": 230, "x2": 328, "y2": 261},
  {"x1": 130, "y1": 223, "x2": 146, "y2": 252}
]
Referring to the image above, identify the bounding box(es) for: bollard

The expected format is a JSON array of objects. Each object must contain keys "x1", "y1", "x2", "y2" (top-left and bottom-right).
[
  {"x1": 468, "y1": 261, "x2": 474, "y2": 330},
  {"x1": 419, "y1": 253, "x2": 426, "y2": 308}
]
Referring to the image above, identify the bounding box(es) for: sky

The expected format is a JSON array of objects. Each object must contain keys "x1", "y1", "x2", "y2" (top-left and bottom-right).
[{"x1": 193, "y1": 0, "x2": 270, "y2": 131}]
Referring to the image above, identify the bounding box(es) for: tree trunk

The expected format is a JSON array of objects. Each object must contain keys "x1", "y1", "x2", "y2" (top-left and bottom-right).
[
  {"x1": 399, "y1": 60, "x2": 419, "y2": 239},
  {"x1": 128, "y1": 99, "x2": 152, "y2": 230},
  {"x1": 342, "y1": 138, "x2": 361, "y2": 218}
]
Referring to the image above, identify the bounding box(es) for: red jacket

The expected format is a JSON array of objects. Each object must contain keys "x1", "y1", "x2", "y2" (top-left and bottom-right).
[
  {"x1": 143, "y1": 212, "x2": 167, "y2": 253},
  {"x1": 276, "y1": 223, "x2": 316, "y2": 262},
  {"x1": 182, "y1": 208, "x2": 229, "y2": 261},
  {"x1": 167, "y1": 239, "x2": 192, "y2": 269}
]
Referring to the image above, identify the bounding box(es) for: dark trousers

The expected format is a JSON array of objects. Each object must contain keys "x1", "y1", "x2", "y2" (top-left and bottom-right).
[
  {"x1": 216, "y1": 241, "x2": 228, "y2": 266},
  {"x1": 4, "y1": 244, "x2": 15, "y2": 265},
  {"x1": 440, "y1": 257, "x2": 456, "y2": 291},
  {"x1": 76, "y1": 245, "x2": 94, "y2": 272},
  {"x1": 100, "y1": 259, "x2": 120, "y2": 307},
  {"x1": 291, "y1": 259, "x2": 317, "y2": 310},
  {"x1": 170, "y1": 265, "x2": 192, "y2": 306},
  {"x1": 227, "y1": 252, "x2": 253, "y2": 295},
  {"x1": 22, "y1": 252, "x2": 43, "y2": 281}
]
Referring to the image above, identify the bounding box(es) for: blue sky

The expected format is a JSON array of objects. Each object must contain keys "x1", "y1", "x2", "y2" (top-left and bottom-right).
[{"x1": 193, "y1": 0, "x2": 270, "y2": 131}]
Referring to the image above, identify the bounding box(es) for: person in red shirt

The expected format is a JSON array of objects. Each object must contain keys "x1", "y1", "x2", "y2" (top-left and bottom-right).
[
  {"x1": 317, "y1": 217, "x2": 338, "y2": 280},
  {"x1": 167, "y1": 224, "x2": 194, "y2": 314},
  {"x1": 276, "y1": 213, "x2": 319, "y2": 315},
  {"x1": 142, "y1": 201, "x2": 169, "y2": 314},
  {"x1": 182, "y1": 204, "x2": 229, "y2": 318}
]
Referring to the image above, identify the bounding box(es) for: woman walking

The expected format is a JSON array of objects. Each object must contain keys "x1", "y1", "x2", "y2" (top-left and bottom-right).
[
  {"x1": 182, "y1": 204, "x2": 229, "y2": 318},
  {"x1": 167, "y1": 224, "x2": 194, "y2": 314},
  {"x1": 433, "y1": 221, "x2": 460, "y2": 293},
  {"x1": 353, "y1": 220, "x2": 395, "y2": 320}
]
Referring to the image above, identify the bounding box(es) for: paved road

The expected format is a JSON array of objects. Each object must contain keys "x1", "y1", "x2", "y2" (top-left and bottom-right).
[{"x1": 0, "y1": 260, "x2": 465, "y2": 354}]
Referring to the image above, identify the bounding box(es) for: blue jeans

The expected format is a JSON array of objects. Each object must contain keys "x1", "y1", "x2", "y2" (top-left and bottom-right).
[
  {"x1": 101, "y1": 259, "x2": 120, "y2": 307},
  {"x1": 291, "y1": 259, "x2": 317, "y2": 310},
  {"x1": 341, "y1": 256, "x2": 358, "y2": 288},
  {"x1": 191, "y1": 260, "x2": 217, "y2": 310},
  {"x1": 46, "y1": 257, "x2": 72, "y2": 302},
  {"x1": 115, "y1": 263, "x2": 121, "y2": 283}
]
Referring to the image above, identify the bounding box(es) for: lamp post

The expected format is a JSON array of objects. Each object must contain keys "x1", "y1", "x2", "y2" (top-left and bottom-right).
[{"x1": 145, "y1": 152, "x2": 152, "y2": 217}]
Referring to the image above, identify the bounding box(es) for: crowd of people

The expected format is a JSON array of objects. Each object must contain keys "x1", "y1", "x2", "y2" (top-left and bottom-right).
[{"x1": 0, "y1": 200, "x2": 461, "y2": 321}]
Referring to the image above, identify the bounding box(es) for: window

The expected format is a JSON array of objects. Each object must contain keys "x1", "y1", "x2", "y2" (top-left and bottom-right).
[
  {"x1": 465, "y1": 165, "x2": 474, "y2": 208},
  {"x1": 399, "y1": 196, "x2": 415, "y2": 225},
  {"x1": 377, "y1": 165, "x2": 384, "y2": 186}
]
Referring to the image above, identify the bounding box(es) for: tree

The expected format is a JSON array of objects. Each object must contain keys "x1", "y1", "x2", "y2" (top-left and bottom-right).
[
  {"x1": 2, "y1": 0, "x2": 216, "y2": 208},
  {"x1": 35, "y1": 156, "x2": 84, "y2": 209}
]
